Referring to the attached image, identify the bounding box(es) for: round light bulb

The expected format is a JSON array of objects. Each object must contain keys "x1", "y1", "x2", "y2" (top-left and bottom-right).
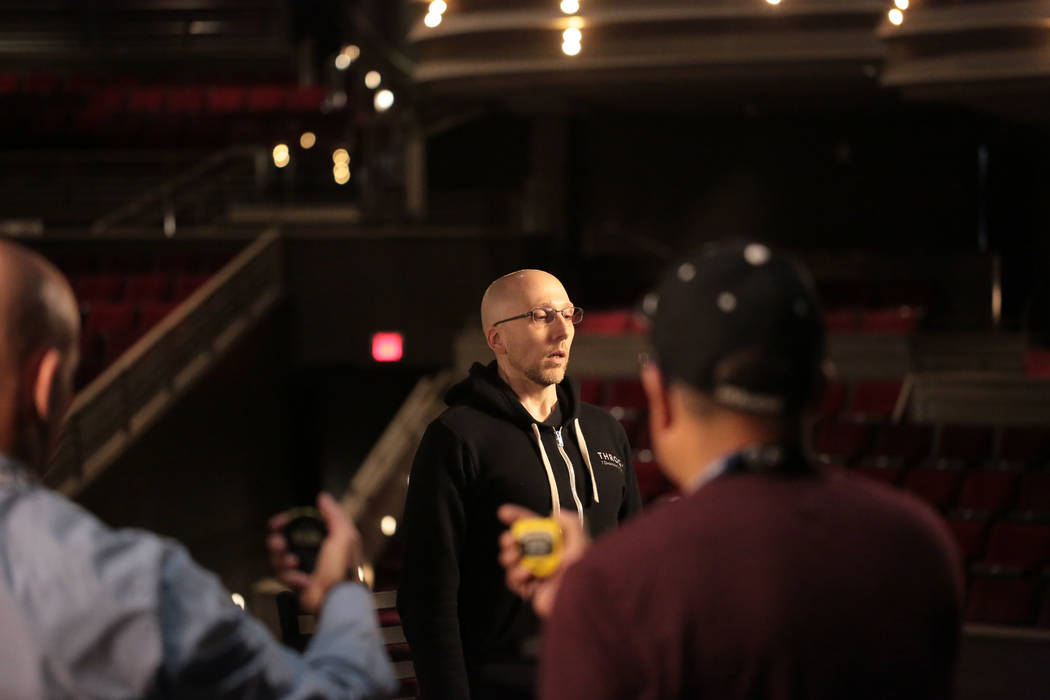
[
  {"x1": 364, "y1": 71, "x2": 382, "y2": 89},
  {"x1": 374, "y1": 89, "x2": 395, "y2": 112},
  {"x1": 888, "y1": 8, "x2": 903, "y2": 25},
  {"x1": 560, "y1": 0, "x2": 579, "y2": 14},
  {"x1": 563, "y1": 27, "x2": 582, "y2": 43},
  {"x1": 424, "y1": 11, "x2": 442, "y2": 27},
  {"x1": 562, "y1": 40, "x2": 581, "y2": 56}
]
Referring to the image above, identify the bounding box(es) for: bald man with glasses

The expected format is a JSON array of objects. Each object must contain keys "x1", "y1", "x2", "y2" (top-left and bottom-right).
[{"x1": 397, "y1": 270, "x2": 642, "y2": 699}]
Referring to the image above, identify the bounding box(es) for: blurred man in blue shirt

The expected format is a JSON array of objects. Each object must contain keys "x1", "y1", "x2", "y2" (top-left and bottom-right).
[{"x1": 0, "y1": 239, "x2": 397, "y2": 699}]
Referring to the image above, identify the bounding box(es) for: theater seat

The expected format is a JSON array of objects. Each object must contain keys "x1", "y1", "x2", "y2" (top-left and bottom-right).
[
  {"x1": 1014, "y1": 471, "x2": 1050, "y2": 518},
  {"x1": 848, "y1": 380, "x2": 903, "y2": 418},
  {"x1": 851, "y1": 465, "x2": 904, "y2": 487},
  {"x1": 139, "y1": 301, "x2": 179, "y2": 331},
  {"x1": 578, "y1": 377, "x2": 605, "y2": 405},
  {"x1": 74, "y1": 274, "x2": 123, "y2": 302},
  {"x1": 976, "y1": 521, "x2": 1050, "y2": 572},
  {"x1": 946, "y1": 516, "x2": 990, "y2": 564},
  {"x1": 605, "y1": 379, "x2": 647, "y2": 413},
  {"x1": 858, "y1": 307, "x2": 921, "y2": 334},
  {"x1": 173, "y1": 273, "x2": 211, "y2": 300},
  {"x1": 954, "y1": 469, "x2": 1018, "y2": 518},
  {"x1": 124, "y1": 273, "x2": 172, "y2": 301},
  {"x1": 903, "y1": 468, "x2": 963, "y2": 511},
  {"x1": 814, "y1": 420, "x2": 872, "y2": 465},
  {"x1": 861, "y1": 423, "x2": 933, "y2": 469},
  {"x1": 930, "y1": 424, "x2": 995, "y2": 468},
  {"x1": 996, "y1": 427, "x2": 1050, "y2": 467},
  {"x1": 634, "y1": 459, "x2": 674, "y2": 505},
  {"x1": 83, "y1": 301, "x2": 138, "y2": 336},
  {"x1": 577, "y1": 310, "x2": 634, "y2": 335},
  {"x1": 966, "y1": 573, "x2": 1040, "y2": 626},
  {"x1": 1038, "y1": 588, "x2": 1050, "y2": 629},
  {"x1": 815, "y1": 379, "x2": 848, "y2": 419}
]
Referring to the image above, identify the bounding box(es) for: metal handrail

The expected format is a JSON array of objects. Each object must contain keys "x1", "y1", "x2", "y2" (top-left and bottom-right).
[
  {"x1": 90, "y1": 145, "x2": 262, "y2": 236},
  {"x1": 45, "y1": 228, "x2": 284, "y2": 497}
]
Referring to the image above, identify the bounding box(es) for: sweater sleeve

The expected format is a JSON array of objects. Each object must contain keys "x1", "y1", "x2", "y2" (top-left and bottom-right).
[{"x1": 396, "y1": 420, "x2": 473, "y2": 699}]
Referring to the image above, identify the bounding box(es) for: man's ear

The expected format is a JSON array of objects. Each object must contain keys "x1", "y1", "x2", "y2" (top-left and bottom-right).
[
  {"x1": 33, "y1": 349, "x2": 60, "y2": 420},
  {"x1": 640, "y1": 363, "x2": 672, "y2": 431},
  {"x1": 485, "y1": 327, "x2": 506, "y2": 356}
]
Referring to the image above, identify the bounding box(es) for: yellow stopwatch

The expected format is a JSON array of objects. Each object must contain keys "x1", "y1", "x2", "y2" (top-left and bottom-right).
[{"x1": 511, "y1": 517, "x2": 563, "y2": 578}]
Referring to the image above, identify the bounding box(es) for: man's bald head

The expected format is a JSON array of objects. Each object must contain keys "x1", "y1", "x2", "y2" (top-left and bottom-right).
[
  {"x1": 480, "y1": 269, "x2": 569, "y2": 331},
  {"x1": 0, "y1": 240, "x2": 78, "y2": 380}
]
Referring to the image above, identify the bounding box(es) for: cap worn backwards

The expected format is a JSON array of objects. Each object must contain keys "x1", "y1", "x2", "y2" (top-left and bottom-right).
[{"x1": 643, "y1": 240, "x2": 826, "y2": 416}]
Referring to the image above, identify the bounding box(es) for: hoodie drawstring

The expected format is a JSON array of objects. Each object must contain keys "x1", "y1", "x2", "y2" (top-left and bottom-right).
[
  {"x1": 531, "y1": 423, "x2": 562, "y2": 521},
  {"x1": 574, "y1": 418, "x2": 600, "y2": 505},
  {"x1": 532, "y1": 421, "x2": 598, "y2": 527}
]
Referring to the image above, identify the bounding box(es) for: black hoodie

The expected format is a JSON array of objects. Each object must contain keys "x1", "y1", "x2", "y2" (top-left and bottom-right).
[{"x1": 397, "y1": 361, "x2": 642, "y2": 699}]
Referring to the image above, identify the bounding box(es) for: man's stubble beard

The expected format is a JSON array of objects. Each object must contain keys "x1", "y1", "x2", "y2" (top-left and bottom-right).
[{"x1": 523, "y1": 361, "x2": 568, "y2": 388}]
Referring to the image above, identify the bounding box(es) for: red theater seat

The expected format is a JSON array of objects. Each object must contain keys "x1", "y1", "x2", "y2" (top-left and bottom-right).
[
  {"x1": 167, "y1": 86, "x2": 205, "y2": 113},
  {"x1": 246, "y1": 86, "x2": 287, "y2": 112},
  {"x1": 1038, "y1": 589, "x2": 1050, "y2": 629},
  {"x1": 997, "y1": 427, "x2": 1050, "y2": 466},
  {"x1": 862, "y1": 423, "x2": 933, "y2": 468},
  {"x1": 852, "y1": 465, "x2": 904, "y2": 487},
  {"x1": 814, "y1": 420, "x2": 872, "y2": 464},
  {"x1": 825, "y1": 309, "x2": 859, "y2": 333},
  {"x1": 173, "y1": 273, "x2": 211, "y2": 300},
  {"x1": 74, "y1": 274, "x2": 123, "y2": 302},
  {"x1": 966, "y1": 574, "x2": 1040, "y2": 626},
  {"x1": 816, "y1": 380, "x2": 848, "y2": 418},
  {"x1": 578, "y1": 377, "x2": 605, "y2": 405},
  {"x1": 634, "y1": 459, "x2": 674, "y2": 505},
  {"x1": 139, "y1": 301, "x2": 179, "y2": 330},
  {"x1": 946, "y1": 517, "x2": 989, "y2": 564},
  {"x1": 903, "y1": 468, "x2": 963, "y2": 511},
  {"x1": 848, "y1": 380, "x2": 903, "y2": 418},
  {"x1": 83, "y1": 301, "x2": 137, "y2": 336},
  {"x1": 124, "y1": 273, "x2": 172, "y2": 301},
  {"x1": 606, "y1": 379, "x2": 647, "y2": 412},
  {"x1": 955, "y1": 469, "x2": 1019, "y2": 516},
  {"x1": 978, "y1": 522, "x2": 1050, "y2": 572},
  {"x1": 1014, "y1": 471, "x2": 1050, "y2": 518},
  {"x1": 858, "y1": 307, "x2": 921, "y2": 334},
  {"x1": 286, "y1": 86, "x2": 327, "y2": 112},
  {"x1": 933, "y1": 424, "x2": 995, "y2": 466},
  {"x1": 207, "y1": 86, "x2": 246, "y2": 112},
  {"x1": 578, "y1": 310, "x2": 633, "y2": 335}
]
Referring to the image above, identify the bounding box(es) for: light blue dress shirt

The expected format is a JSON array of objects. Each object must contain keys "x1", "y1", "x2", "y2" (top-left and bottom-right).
[{"x1": 0, "y1": 454, "x2": 397, "y2": 699}]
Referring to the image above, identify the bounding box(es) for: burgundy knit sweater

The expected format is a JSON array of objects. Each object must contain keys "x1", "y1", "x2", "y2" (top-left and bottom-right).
[{"x1": 541, "y1": 468, "x2": 963, "y2": 700}]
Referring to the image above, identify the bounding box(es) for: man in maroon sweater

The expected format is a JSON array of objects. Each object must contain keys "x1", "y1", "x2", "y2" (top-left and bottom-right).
[{"x1": 499, "y1": 241, "x2": 964, "y2": 699}]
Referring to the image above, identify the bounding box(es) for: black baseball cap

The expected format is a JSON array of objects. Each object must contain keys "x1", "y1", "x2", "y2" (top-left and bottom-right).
[{"x1": 643, "y1": 240, "x2": 826, "y2": 416}]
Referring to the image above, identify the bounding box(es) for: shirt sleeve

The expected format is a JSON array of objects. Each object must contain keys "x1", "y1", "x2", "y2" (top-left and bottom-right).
[
  {"x1": 539, "y1": 559, "x2": 634, "y2": 700},
  {"x1": 8, "y1": 489, "x2": 397, "y2": 700},
  {"x1": 158, "y1": 543, "x2": 399, "y2": 699},
  {"x1": 396, "y1": 420, "x2": 473, "y2": 699}
]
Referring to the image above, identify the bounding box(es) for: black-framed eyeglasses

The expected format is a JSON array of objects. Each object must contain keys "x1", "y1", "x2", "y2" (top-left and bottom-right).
[{"x1": 493, "y1": 306, "x2": 584, "y2": 327}]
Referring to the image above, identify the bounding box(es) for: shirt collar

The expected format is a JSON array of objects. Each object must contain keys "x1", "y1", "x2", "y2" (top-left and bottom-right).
[
  {"x1": 0, "y1": 452, "x2": 33, "y2": 488},
  {"x1": 687, "y1": 453, "x2": 732, "y2": 493}
]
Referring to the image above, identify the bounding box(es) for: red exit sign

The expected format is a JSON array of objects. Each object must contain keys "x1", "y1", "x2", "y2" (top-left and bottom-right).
[{"x1": 372, "y1": 332, "x2": 404, "y2": 362}]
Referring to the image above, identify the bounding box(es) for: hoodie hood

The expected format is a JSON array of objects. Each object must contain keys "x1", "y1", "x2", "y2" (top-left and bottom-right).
[
  {"x1": 445, "y1": 361, "x2": 581, "y2": 428},
  {"x1": 445, "y1": 361, "x2": 596, "y2": 522}
]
